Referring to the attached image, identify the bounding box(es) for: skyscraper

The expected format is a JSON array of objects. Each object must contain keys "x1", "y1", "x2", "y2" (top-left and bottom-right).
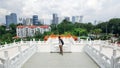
[
  {"x1": 72, "y1": 16, "x2": 83, "y2": 23},
  {"x1": 64, "y1": 17, "x2": 70, "y2": 21},
  {"x1": 6, "y1": 15, "x2": 11, "y2": 27},
  {"x1": 72, "y1": 16, "x2": 76, "y2": 23},
  {"x1": 33, "y1": 15, "x2": 39, "y2": 25},
  {"x1": 23, "y1": 18, "x2": 33, "y2": 25},
  {"x1": 52, "y1": 13, "x2": 58, "y2": 25},
  {"x1": 10, "y1": 13, "x2": 17, "y2": 24},
  {"x1": 5, "y1": 13, "x2": 17, "y2": 27},
  {"x1": 79, "y1": 16, "x2": 83, "y2": 23}
]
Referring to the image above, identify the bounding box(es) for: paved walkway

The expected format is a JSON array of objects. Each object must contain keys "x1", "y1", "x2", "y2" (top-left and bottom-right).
[{"x1": 22, "y1": 52, "x2": 99, "y2": 68}]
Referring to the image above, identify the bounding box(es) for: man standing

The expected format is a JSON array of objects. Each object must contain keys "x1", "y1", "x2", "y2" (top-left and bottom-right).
[{"x1": 58, "y1": 36, "x2": 64, "y2": 55}]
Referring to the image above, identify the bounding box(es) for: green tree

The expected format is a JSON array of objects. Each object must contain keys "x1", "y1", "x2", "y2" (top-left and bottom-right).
[
  {"x1": 91, "y1": 28, "x2": 102, "y2": 39},
  {"x1": 58, "y1": 19, "x2": 74, "y2": 34},
  {"x1": 0, "y1": 25, "x2": 6, "y2": 35},
  {"x1": 72, "y1": 28, "x2": 88, "y2": 36}
]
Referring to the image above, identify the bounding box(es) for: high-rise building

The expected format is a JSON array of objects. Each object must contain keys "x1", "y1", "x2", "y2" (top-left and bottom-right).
[
  {"x1": 6, "y1": 15, "x2": 11, "y2": 27},
  {"x1": 23, "y1": 18, "x2": 33, "y2": 25},
  {"x1": 64, "y1": 17, "x2": 70, "y2": 21},
  {"x1": 72, "y1": 16, "x2": 76, "y2": 23},
  {"x1": 10, "y1": 13, "x2": 17, "y2": 24},
  {"x1": 79, "y1": 16, "x2": 83, "y2": 23},
  {"x1": 6, "y1": 13, "x2": 17, "y2": 27},
  {"x1": 33, "y1": 15, "x2": 39, "y2": 25},
  {"x1": 72, "y1": 16, "x2": 83, "y2": 23},
  {"x1": 52, "y1": 13, "x2": 58, "y2": 25},
  {"x1": 18, "y1": 18, "x2": 23, "y2": 24}
]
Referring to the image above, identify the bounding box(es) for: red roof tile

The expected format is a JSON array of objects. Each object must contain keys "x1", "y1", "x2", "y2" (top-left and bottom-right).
[
  {"x1": 17, "y1": 26, "x2": 25, "y2": 28},
  {"x1": 27, "y1": 25, "x2": 37, "y2": 28},
  {"x1": 39, "y1": 25, "x2": 49, "y2": 28}
]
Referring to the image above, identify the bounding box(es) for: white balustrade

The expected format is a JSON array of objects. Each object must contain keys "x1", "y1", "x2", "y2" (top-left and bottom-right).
[
  {"x1": 84, "y1": 45, "x2": 112, "y2": 68},
  {"x1": 114, "y1": 56, "x2": 120, "y2": 68},
  {"x1": 0, "y1": 40, "x2": 38, "y2": 68},
  {"x1": 84, "y1": 40, "x2": 120, "y2": 68},
  {"x1": 1, "y1": 39, "x2": 120, "y2": 68}
]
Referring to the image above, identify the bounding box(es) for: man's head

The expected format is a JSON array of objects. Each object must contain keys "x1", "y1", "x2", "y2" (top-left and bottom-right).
[{"x1": 58, "y1": 36, "x2": 61, "y2": 39}]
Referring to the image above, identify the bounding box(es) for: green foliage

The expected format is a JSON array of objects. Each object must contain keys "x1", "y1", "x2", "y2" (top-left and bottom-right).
[
  {"x1": 91, "y1": 29, "x2": 102, "y2": 35},
  {"x1": 96, "y1": 18, "x2": 120, "y2": 34},
  {"x1": 0, "y1": 23, "x2": 17, "y2": 45},
  {"x1": 0, "y1": 25, "x2": 6, "y2": 36},
  {"x1": 72, "y1": 28, "x2": 88, "y2": 36},
  {"x1": 74, "y1": 23, "x2": 94, "y2": 32},
  {"x1": 57, "y1": 20, "x2": 74, "y2": 34},
  {"x1": 99, "y1": 34, "x2": 111, "y2": 40}
]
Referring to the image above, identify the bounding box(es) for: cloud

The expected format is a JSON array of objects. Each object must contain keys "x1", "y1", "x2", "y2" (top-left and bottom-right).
[{"x1": 0, "y1": 0, "x2": 120, "y2": 24}]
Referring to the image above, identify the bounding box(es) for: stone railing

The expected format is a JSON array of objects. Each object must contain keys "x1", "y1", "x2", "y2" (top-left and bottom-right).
[
  {"x1": 84, "y1": 44, "x2": 120, "y2": 68},
  {"x1": 84, "y1": 45, "x2": 111, "y2": 68},
  {"x1": 0, "y1": 40, "x2": 37, "y2": 68},
  {"x1": 0, "y1": 58, "x2": 5, "y2": 68},
  {"x1": 114, "y1": 56, "x2": 120, "y2": 68}
]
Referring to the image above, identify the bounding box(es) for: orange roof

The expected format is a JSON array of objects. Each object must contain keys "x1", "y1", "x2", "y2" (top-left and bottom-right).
[
  {"x1": 17, "y1": 26, "x2": 25, "y2": 28},
  {"x1": 49, "y1": 34, "x2": 73, "y2": 39},
  {"x1": 27, "y1": 25, "x2": 37, "y2": 28},
  {"x1": 13, "y1": 36, "x2": 19, "y2": 39},
  {"x1": 44, "y1": 35, "x2": 49, "y2": 41},
  {"x1": 39, "y1": 25, "x2": 49, "y2": 28}
]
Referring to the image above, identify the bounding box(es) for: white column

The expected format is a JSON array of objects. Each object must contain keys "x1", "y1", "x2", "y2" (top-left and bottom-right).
[
  {"x1": 4, "y1": 51, "x2": 9, "y2": 68},
  {"x1": 18, "y1": 46, "x2": 22, "y2": 53},
  {"x1": 111, "y1": 47, "x2": 117, "y2": 68}
]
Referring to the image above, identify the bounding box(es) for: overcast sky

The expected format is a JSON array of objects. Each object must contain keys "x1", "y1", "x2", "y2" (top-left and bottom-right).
[{"x1": 0, "y1": 0, "x2": 120, "y2": 24}]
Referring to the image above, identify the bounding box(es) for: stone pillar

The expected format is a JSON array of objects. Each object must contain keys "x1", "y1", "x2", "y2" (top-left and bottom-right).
[
  {"x1": 111, "y1": 48, "x2": 117, "y2": 68},
  {"x1": 5, "y1": 42, "x2": 7, "y2": 47},
  {"x1": 13, "y1": 40, "x2": 16, "y2": 46},
  {"x1": 29, "y1": 39, "x2": 32, "y2": 47},
  {"x1": 99, "y1": 45, "x2": 102, "y2": 52},
  {"x1": 4, "y1": 51, "x2": 9, "y2": 68},
  {"x1": 18, "y1": 46, "x2": 22, "y2": 53}
]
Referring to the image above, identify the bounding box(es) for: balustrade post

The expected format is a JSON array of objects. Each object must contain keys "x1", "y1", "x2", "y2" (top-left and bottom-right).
[
  {"x1": 13, "y1": 40, "x2": 16, "y2": 46},
  {"x1": 39, "y1": 39, "x2": 41, "y2": 43},
  {"x1": 4, "y1": 51, "x2": 9, "y2": 68},
  {"x1": 29, "y1": 40, "x2": 32, "y2": 47},
  {"x1": 99, "y1": 44, "x2": 102, "y2": 63},
  {"x1": 20, "y1": 39, "x2": 23, "y2": 48},
  {"x1": 111, "y1": 47, "x2": 117, "y2": 68},
  {"x1": 18, "y1": 46, "x2": 22, "y2": 53},
  {"x1": 5, "y1": 42, "x2": 7, "y2": 48},
  {"x1": 0, "y1": 44, "x2": 1, "y2": 48},
  {"x1": 90, "y1": 40, "x2": 92, "y2": 45},
  {"x1": 99, "y1": 44, "x2": 102, "y2": 53}
]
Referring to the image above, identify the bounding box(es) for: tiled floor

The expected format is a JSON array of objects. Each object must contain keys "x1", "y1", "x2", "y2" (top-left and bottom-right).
[{"x1": 22, "y1": 52, "x2": 99, "y2": 68}]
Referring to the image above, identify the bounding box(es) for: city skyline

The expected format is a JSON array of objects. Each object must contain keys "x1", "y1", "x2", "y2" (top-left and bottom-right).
[{"x1": 0, "y1": 0, "x2": 120, "y2": 24}]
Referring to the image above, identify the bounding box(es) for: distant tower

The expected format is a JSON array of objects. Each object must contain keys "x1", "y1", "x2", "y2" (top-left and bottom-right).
[
  {"x1": 33, "y1": 15, "x2": 39, "y2": 25},
  {"x1": 79, "y1": 16, "x2": 83, "y2": 23},
  {"x1": 52, "y1": 13, "x2": 58, "y2": 25},
  {"x1": 22, "y1": 18, "x2": 33, "y2": 25},
  {"x1": 10, "y1": 13, "x2": 17, "y2": 24},
  {"x1": 72, "y1": 16, "x2": 75, "y2": 23},
  {"x1": 6, "y1": 15, "x2": 11, "y2": 27},
  {"x1": 5, "y1": 13, "x2": 17, "y2": 27},
  {"x1": 72, "y1": 16, "x2": 83, "y2": 23},
  {"x1": 94, "y1": 20, "x2": 97, "y2": 25},
  {"x1": 64, "y1": 17, "x2": 70, "y2": 21}
]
